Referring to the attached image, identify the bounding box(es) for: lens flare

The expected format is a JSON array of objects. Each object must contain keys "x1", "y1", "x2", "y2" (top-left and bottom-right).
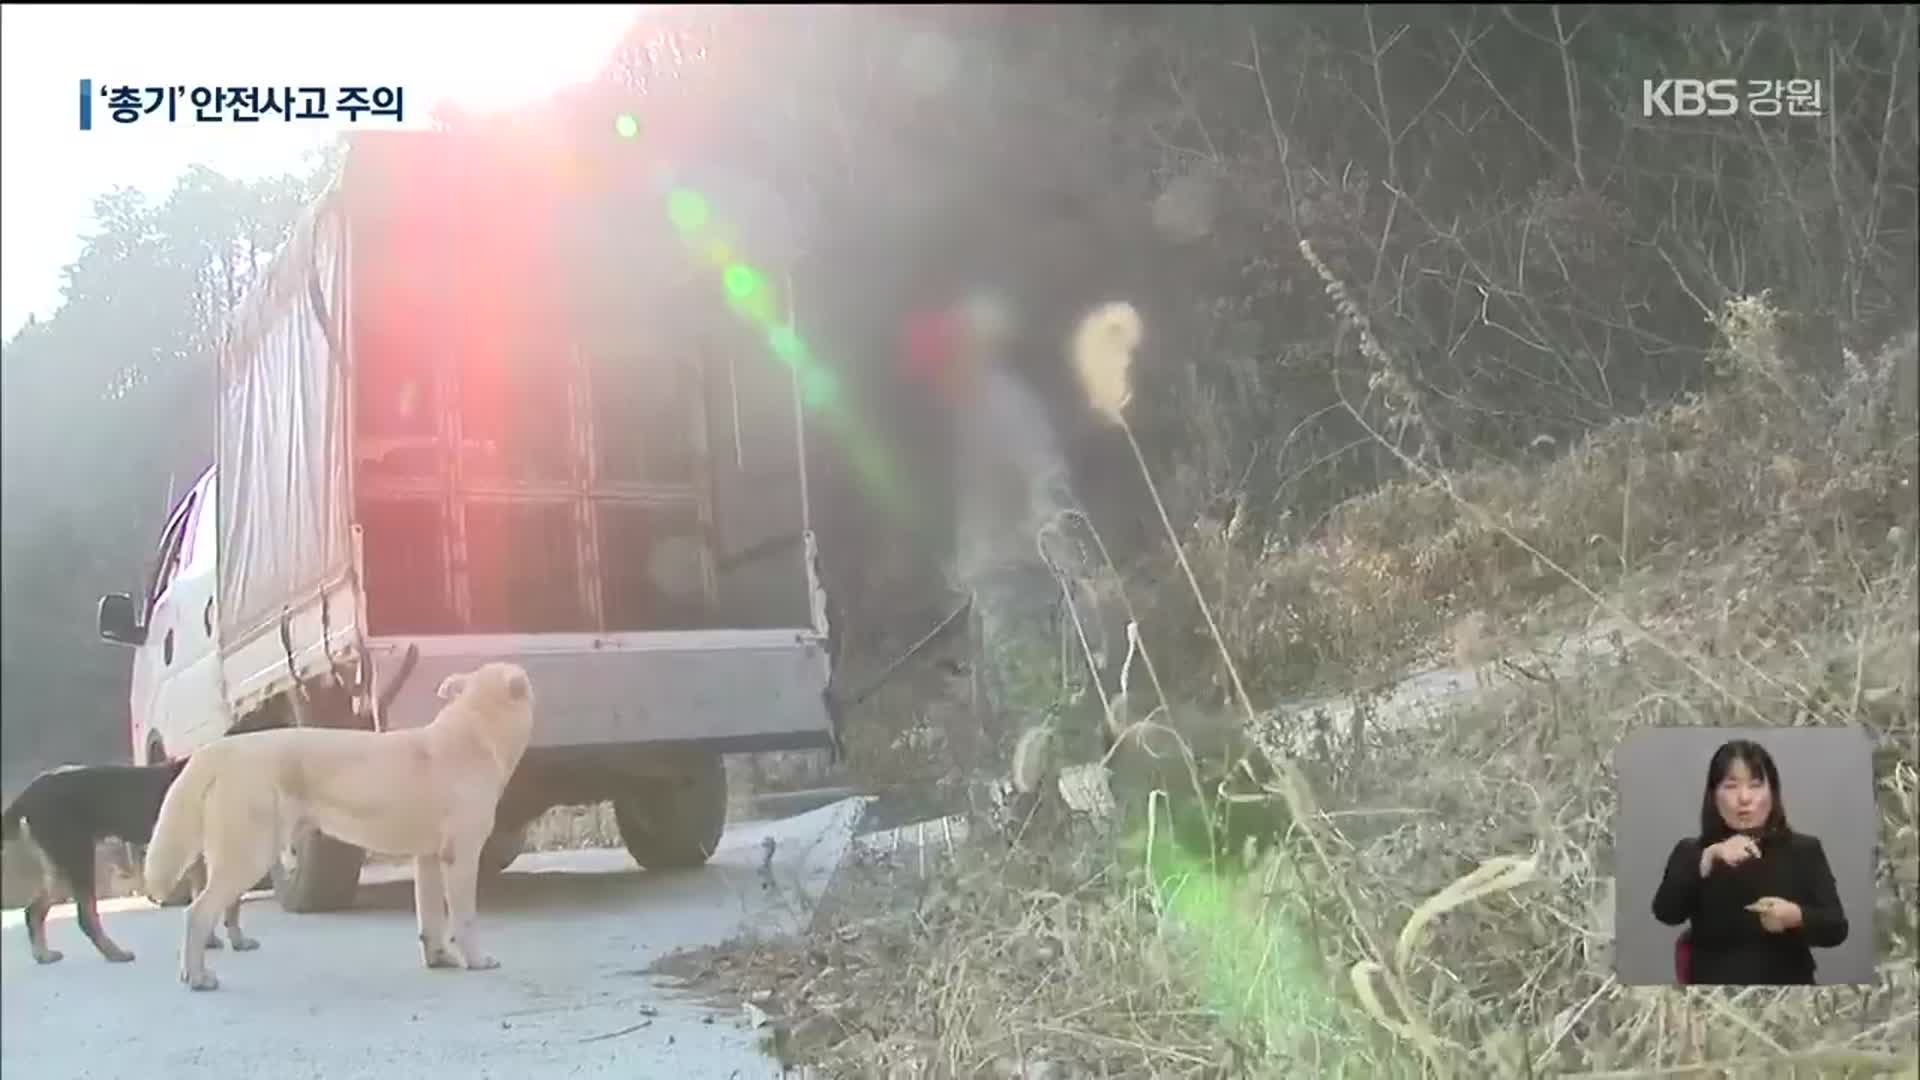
[
  {"x1": 769, "y1": 325, "x2": 805, "y2": 367},
  {"x1": 723, "y1": 264, "x2": 762, "y2": 302},
  {"x1": 800, "y1": 366, "x2": 838, "y2": 409},
  {"x1": 649, "y1": 153, "x2": 906, "y2": 515},
  {"x1": 667, "y1": 189, "x2": 709, "y2": 232}
]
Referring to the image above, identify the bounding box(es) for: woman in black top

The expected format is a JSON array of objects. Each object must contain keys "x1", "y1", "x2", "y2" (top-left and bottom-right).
[{"x1": 1651, "y1": 738, "x2": 1849, "y2": 985}]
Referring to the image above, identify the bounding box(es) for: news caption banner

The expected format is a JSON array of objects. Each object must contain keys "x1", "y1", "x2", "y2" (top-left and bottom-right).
[
  {"x1": 78, "y1": 81, "x2": 405, "y2": 130},
  {"x1": 1643, "y1": 77, "x2": 1826, "y2": 119}
]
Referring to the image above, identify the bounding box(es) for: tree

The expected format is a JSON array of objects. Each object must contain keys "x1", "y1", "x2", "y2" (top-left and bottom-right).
[{"x1": 1, "y1": 155, "x2": 335, "y2": 793}]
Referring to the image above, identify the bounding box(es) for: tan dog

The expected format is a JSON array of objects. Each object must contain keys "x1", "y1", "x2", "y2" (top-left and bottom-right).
[{"x1": 143, "y1": 662, "x2": 535, "y2": 991}]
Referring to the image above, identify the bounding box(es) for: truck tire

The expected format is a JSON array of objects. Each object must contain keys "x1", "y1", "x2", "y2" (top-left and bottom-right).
[
  {"x1": 155, "y1": 868, "x2": 195, "y2": 908},
  {"x1": 272, "y1": 823, "x2": 366, "y2": 913},
  {"x1": 267, "y1": 685, "x2": 369, "y2": 912},
  {"x1": 480, "y1": 824, "x2": 528, "y2": 877},
  {"x1": 612, "y1": 755, "x2": 728, "y2": 870}
]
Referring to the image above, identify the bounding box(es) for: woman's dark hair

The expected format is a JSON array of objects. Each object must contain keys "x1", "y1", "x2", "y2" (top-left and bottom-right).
[{"x1": 1698, "y1": 739, "x2": 1793, "y2": 842}]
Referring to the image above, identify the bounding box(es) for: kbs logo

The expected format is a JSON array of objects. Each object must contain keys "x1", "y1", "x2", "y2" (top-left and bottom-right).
[
  {"x1": 1643, "y1": 78, "x2": 1741, "y2": 118},
  {"x1": 1643, "y1": 78, "x2": 1825, "y2": 119}
]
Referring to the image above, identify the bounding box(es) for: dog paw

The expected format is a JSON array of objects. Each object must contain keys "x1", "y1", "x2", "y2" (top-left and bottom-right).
[
  {"x1": 180, "y1": 968, "x2": 219, "y2": 991},
  {"x1": 464, "y1": 953, "x2": 500, "y2": 971},
  {"x1": 33, "y1": 949, "x2": 63, "y2": 965},
  {"x1": 229, "y1": 935, "x2": 261, "y2": 952},
  {"x1": 422, "y1": 945, "x2": 463, "y2": 970},
  {"x1": 105, "y1": 948, "x2": 136, "y2": 963}
]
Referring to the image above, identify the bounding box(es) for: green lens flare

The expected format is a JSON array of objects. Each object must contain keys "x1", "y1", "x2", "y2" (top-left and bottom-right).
[
  {"x1": 769, "y1": 325, "x2": 804, "y2": 366},
  {"x1": 661, "y1": 186, "x2": 912, "y2": 520},
  {"x1": 800, "y1": 366, "x2": 838, "y2": 409},
  {"x1": 723, "y1": 264, "x2": 761, "y2": 302},
  {"x1": 614, "y1": 114, "x2": 640, "y2": 139},
  {"x1": 667, "y1": 189, "x2": 709, "y2": 232}
]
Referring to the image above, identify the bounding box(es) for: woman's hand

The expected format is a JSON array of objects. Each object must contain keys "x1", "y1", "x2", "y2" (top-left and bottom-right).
[
  {"x1": 1746, "y1": 896, "x2": 1804, "y2": 933},
  {"x1": 1700, "y1": 835, "x2": 1762, "y2": 876}
]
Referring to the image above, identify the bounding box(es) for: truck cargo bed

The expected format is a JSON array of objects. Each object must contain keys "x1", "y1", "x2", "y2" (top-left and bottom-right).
[{"x1": 343, "y1": 131, "x2": 815, "y2": 643}]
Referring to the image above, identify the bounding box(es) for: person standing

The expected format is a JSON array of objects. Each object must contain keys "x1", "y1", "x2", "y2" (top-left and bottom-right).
[{"x1": 1651, "y1": 738, "x2": 1849, "y2": 985}]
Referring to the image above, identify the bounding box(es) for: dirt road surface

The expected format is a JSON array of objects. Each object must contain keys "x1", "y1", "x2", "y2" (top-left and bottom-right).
[{"x1": 1, "y1": 798, "x2": 869, "y2": 1080}]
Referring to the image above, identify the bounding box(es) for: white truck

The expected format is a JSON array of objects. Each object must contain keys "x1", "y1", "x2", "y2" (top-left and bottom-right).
[{"x1": 95, "y1": 127, "x2": 841, "y2": 912}]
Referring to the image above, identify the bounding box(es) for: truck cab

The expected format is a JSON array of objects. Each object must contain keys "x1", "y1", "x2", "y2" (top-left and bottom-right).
[
  {"x1": 96, "y1": 123, "x2": 842, "y2": 913},
  {"x1": 98, "y1": 465, "x2": 225, "y2": 766}
]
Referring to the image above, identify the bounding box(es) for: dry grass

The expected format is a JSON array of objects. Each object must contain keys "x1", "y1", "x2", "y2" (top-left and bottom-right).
[
  {"x1": 644, "y1": 295, "x2": 1918, "y2": 1078},
  {"x1": 1283, "y1": 556, "x2": 1919, "y2": 1079},
  {"x1": 654, "y1": 819, "x2": 1332, "y2": 1078},
  {"x1": 1135, "y1": 311, "x2": 1918, "y2": 711}
]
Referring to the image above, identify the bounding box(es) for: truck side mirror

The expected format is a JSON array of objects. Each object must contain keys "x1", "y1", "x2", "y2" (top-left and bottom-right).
[{"x1": 98, "y1": 593, "x2": 147, "y2": 647}]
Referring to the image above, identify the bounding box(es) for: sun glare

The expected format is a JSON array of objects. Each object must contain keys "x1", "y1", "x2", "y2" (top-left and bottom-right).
[
  {"x1": 415, "y1": 5, "x2": 645, "y2": 116},
  {"x1": 1, "y1": 4, "x2": 648, "y2": 334}
]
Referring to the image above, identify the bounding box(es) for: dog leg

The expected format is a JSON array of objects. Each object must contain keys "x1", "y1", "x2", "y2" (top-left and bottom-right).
[
  {"x1": 413, "y1": 854, "x2": 461, "y2": 969},
  {"x1": 24, "y1": 892, "x2": 62, "y2": 964},
  {"x1": 442, "y1": 846, "x2": 497, "y2": 971},
  {"x1": 181, "y1": 850, "x2": 272, "y2": 991},
  {"x1": 179, "y1": 889, "x2": 225, "y2": 990},
  {"x1": 18, "y1": 832, "x2": 65, "y2": 964},
  {"x1": 223, "y1": 899, "x2": 260, "y2": 951},
  {"x1": 188, "y1": 862, "x2": 223, "y2": 950},
  {"x1": 74, "y1": 890, "x2": 136, "y2": 963},
  {"x1": 202, "y1": 863, "x2": 259, "y2": 951},
  {"x1": 41, "y1": 837, "x2": 133, "y2": 963},
  {"x1": 75, "y1": 891, "x2": 135, "y2": 963}
]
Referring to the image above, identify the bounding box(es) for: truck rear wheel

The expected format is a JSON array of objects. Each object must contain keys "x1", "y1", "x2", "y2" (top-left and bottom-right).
[
  {"x1": 613, "y1": 755, "x2": 728, "y2": 870},
  {"x1": 268, "y1": 685, "x2": 369, "y2": 912},
  {"x1": 154, "y1": 868, "x2": 195, "y2": 907},
  {"x1": 272, "y1": 823, "x2": 366, "y2": 913}
]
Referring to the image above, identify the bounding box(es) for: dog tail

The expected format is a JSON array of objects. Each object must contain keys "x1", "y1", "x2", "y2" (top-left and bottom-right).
[{"x1": 143, "y1": 753, "x2": 216, "y2": 903}]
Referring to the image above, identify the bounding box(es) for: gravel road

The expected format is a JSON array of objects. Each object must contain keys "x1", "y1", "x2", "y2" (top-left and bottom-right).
[{"x1": 1, "y1": 798, "x2": 869, "y2": 1080}]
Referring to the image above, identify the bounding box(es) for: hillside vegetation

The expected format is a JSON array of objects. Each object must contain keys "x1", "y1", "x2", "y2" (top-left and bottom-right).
[{"x1": 664, "y1": 298, "x2": 1918, "y2": 1079}]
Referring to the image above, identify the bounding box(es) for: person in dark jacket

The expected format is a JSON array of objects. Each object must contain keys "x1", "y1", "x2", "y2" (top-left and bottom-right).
[{"x1": 1651, "y1": 738, "x2": 1849, "y2": 985}]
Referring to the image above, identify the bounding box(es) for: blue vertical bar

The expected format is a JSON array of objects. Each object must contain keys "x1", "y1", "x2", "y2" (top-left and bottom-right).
[{"x1": 79, "y1": 78, "x2": 93, "y2": 131}]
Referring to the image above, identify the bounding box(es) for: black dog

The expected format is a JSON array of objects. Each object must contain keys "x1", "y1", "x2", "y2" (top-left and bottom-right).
[{"x1": 2, "y1": 759, "x2": 256, "y2": 965}]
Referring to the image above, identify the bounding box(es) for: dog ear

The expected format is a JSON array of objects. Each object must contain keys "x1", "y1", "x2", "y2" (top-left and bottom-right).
[
  {"x1": 437, "y1": 673, "x2": 470, "y2": 701},
  {"x1": 505, "y1": 670, "x2": 530, "y2": 701}
]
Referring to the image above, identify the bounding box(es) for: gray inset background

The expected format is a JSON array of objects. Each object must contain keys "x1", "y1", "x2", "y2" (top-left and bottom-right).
[{"x1": 1613, "y1": 725, "x2": 1877, "y2": 986}]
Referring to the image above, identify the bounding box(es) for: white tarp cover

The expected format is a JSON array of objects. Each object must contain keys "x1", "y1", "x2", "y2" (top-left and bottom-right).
[{"x1": 216, "y1": 196, "x2": 352, "y2": 643}]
